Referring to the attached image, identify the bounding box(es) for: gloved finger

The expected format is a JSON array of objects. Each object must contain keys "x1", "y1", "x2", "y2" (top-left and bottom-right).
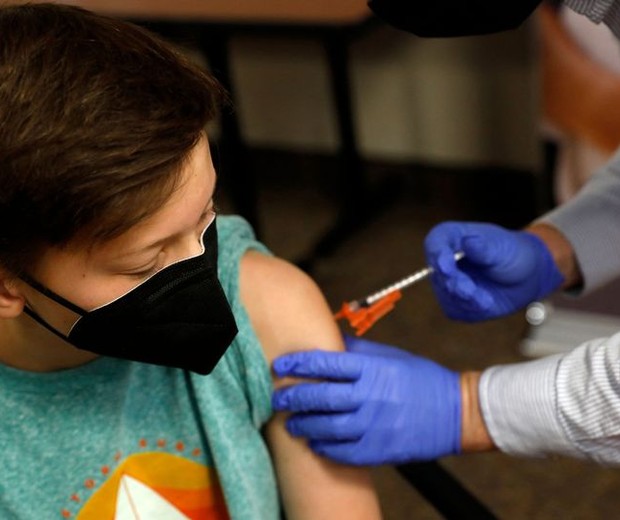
[
  {"x1": 432, "y1": 285, "x2": 495, "y2": 322},
  {"x1": 460, "y1": 234, "x2": 501, "y2": 267},
  {"x1": 424, "y1": 221, "x2": 465, "y2": 261},
  {"x1": 272, "y1": 350, "x2": 363, "y2": 381},
  {"x1": 344, "y1": 335, "x2": 415, "y2": 361},
  {"x1": 435, "y1": 249, "x2": 463, "y2": 277},
  {"x1": 445, "y1": 273, "x2": 477, "y2": 299},
  {"x1": 286, "y1": 412, "x2": 366, "y2": 441},
  {"x1": 309, "y1": 440, "x2": 374, "y2": 466},
  {"x1": 272, "y1": 382, "x2": 362, "y2": 413},
  {"x1": 433, "y1": 269, "x2": 494, "y2": 308}
]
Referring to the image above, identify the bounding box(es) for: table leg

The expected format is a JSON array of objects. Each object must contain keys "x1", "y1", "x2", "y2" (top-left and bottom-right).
[{"x1": 296, "y1": 31, "x2": 396, "y2": 271}]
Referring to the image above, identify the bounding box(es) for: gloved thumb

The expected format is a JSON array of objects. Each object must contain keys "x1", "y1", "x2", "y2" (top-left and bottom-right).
[
  {"x1": 344, "y1": 334, "x2": 413, "y2": 360},
  {"x1": 460, "y1": 235, "x2": 498, "y2": 266},
  {"x1": 344, "y1": 334, "x2": 381, "y2": 355}
]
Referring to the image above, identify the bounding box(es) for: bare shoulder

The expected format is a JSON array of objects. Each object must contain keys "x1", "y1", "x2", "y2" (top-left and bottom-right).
[{"x1": 239, "y1": 250, "x2": 344, "y2": 365}]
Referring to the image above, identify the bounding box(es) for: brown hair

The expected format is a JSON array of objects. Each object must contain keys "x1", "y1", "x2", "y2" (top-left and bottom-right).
[{"x1": 0, "y1": 3, "x2": 226, "y2": 275}]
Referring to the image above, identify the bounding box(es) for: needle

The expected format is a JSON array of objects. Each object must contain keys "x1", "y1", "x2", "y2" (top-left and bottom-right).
[
  {"x1": 351, "y1": 251, "x2": 465, "y2": 310},
  {"x1": 334, "y1": 251, "x2": 465, "y2": 336}
]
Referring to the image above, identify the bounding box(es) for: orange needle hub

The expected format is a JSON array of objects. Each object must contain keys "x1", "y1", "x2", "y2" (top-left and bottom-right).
[{"x1": 334, "y1": 290, "x2": 402, "y2": 336}]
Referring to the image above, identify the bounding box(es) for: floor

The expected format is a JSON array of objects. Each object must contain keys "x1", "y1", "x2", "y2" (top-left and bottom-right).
[{"x1": 220, "y1": 148, "x2": 620, "y2": 519}]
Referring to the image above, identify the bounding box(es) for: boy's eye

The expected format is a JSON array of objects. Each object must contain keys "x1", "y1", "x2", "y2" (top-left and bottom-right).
[
  {"x1": 126, "y1": 265, "x2": 159, "y2": 278},
  {"x1": 123, "y1": 257, "x2": 164, "y2": 278}
]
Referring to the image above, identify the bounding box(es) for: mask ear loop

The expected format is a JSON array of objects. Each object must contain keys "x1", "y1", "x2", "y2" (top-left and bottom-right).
[
  {"x1": 19, "y1": 273, "x2": 88, "y2": 343},
  {"x1": 21, "y1": 305, "x2": 76, "y2": 344},
  {"x1": 19, "y1": 273, "x2": 88, "y2": 315}
]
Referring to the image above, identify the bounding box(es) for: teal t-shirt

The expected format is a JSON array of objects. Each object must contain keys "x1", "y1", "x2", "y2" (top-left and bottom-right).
[{"x1": 0, "y1": 216, "x2": 279, "y2": 519}]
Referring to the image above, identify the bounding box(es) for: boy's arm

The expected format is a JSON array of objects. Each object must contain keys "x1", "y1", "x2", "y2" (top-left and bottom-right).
[{"x1": 240, "y1": 251, "x2": 382, "y2": 520}]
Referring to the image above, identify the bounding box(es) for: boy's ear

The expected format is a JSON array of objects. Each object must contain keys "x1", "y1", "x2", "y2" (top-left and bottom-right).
[{"x1": 0, "y1": 270, "x2": 26, "y2": 318}]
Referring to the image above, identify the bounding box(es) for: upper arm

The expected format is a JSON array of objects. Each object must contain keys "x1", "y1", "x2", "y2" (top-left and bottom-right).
[{"x1": 240, "y1": 250, "x2": 382, "y2": 520}]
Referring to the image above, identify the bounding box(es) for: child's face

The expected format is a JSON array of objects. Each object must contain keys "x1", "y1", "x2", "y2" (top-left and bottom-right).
[{"x1": 20, "y1": 136, "x2": 217, "y2": 338}]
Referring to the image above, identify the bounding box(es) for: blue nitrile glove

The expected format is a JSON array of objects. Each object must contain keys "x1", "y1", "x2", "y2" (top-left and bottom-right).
[
  {"x1": 424, "y1": 221, "x2": 565, "y2": 322},
  {"x1": 271, "y1": 336, "x2": 461, "y2": 466}
]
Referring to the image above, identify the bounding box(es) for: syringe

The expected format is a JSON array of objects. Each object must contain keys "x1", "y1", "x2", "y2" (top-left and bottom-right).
[
  {"x1": 354, "y1": 250, "x2": 465, "y2": 309},
  {"x1": 335, "y1": 251, "x2": 465, "y2": 335}
]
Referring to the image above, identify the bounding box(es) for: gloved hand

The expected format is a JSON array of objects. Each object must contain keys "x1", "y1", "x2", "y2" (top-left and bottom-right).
[
  {"x1": 424, "y1": 221, "x2": 564, "y2": 322},
  {"x1": 271, "y1": 336, "x2": 461, "y2": 466}
]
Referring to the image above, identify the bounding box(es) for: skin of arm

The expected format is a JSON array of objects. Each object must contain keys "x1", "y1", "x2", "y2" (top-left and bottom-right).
[
  {"x1": 240, "y1": 250, "x2": 382, "y2": 520},
  {"x1": 460, "y1": 372, "x2": 495, "y2": 453},
  {"x1": 526, "y1": 221, "x2": 582, "y2": 289}
]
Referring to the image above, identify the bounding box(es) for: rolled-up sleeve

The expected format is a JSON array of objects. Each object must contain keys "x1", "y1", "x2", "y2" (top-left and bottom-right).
[{"x1": 540, "y1": 149, "x2": 620, "y2": 293}]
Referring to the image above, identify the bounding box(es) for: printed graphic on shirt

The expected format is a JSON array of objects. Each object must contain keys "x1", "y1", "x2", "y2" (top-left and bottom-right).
[{"x1": 61, "y1": 451, "x2": 229, "y2": 519}]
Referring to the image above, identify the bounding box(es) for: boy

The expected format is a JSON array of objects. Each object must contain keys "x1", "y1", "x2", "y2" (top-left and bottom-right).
[{"x1": 0, "y1": 3, "x2": 382, "y2": 519}]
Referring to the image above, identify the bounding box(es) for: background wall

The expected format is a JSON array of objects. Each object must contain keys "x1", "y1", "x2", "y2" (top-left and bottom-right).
[{"x1": 228, "y1": 20, "x2": 542, "y2": 171}]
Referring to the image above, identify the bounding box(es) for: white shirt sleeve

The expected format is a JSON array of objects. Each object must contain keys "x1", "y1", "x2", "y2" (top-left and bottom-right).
[
  {"x1": 540, "y1": 149, "x2": 620, "y2": 293},
  {"x1": 565, "y1": 0, "x2": 620, "y2": 38},
  {"x1": 480, "y1": 332, "x2": 620, "y2": 465}
]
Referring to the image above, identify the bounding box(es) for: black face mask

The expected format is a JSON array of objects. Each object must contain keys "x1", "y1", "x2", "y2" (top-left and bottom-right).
[{"x1": 22, "y1": 220, "x2": 238, "y2": 375}]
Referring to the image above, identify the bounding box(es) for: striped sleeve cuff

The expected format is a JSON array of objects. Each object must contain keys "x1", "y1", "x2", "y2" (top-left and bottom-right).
[{"x1": 479, "y1": 354, "x2": 580, "y2": 458}]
